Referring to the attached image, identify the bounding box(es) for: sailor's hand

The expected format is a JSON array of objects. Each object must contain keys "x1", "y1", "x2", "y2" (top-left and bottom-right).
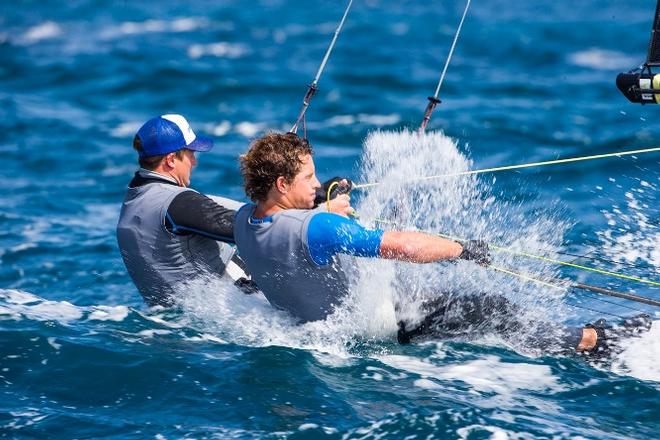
[
  {"x1": 314, "y1": 176, "x2": 353, "y2": 206},
  {"x1": 326, "y1": 193, "x2": 354, "y2": 217},
  {"x1": 458, "y1": 239, "x2": 491, "y2": 266}
]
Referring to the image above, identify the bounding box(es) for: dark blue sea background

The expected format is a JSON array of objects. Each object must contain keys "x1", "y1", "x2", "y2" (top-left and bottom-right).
[{"x1": 1, "y1": 0, "x2": 659, "y2": 438}]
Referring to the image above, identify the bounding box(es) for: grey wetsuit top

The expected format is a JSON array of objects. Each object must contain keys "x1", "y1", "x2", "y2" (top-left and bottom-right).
[{"x1": 234, "y1": 205, "x2": 350, "y2": 322}]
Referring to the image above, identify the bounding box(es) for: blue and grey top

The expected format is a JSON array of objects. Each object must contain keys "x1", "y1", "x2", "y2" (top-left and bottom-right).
[
  {"x1": 116, "y1": 169, "x2": 237, "y2": 306},
  {"x1": 233, "y1": 205, "x2": 383, "y2": 322}
]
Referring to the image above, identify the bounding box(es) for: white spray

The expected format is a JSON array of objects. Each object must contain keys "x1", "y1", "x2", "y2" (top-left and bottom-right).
[{"x1": 179, "y1": 129, "x2": 572, "y2": 356}]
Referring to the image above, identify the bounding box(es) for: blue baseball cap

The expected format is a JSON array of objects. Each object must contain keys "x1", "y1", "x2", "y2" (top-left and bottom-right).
[{"x1": 135, "y1": 114, "x2": 214, "y2": 158}]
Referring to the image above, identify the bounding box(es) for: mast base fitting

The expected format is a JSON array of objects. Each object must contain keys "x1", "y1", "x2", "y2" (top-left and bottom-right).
[{"x1": 617, "y1": 66, "x2": 660, "y2": 104}]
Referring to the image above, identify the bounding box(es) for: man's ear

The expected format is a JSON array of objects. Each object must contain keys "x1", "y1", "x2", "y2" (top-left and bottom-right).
[
  {"x1": 275, "y1": 176, "x2": 288, "y2": 194},
  {"x1": 163, "y1": 152, "x2": 177, "y2": 169}
]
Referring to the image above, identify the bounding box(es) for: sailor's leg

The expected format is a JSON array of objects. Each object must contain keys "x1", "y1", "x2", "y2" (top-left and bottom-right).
[
  {"x1": 398, "y1": 293, "x2": 586, "y2": 353},
  {"x1": 398, "y1": 293, "x2": 522, "y2": 343},
  {"x1": 526, "y1": 325, "x2": 584, "y2": 354},
  {"x1": 397, "y1": 295, "x2": 654, "y2": 357}
]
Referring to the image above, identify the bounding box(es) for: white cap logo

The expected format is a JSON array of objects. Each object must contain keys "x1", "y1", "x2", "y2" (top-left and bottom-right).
[{"x1": 162, "y1": 114, "x2": 197, "y2": 146}]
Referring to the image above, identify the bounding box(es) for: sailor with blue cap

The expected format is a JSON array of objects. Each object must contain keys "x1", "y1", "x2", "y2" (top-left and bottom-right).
[{"x1": 116, "y1": 114, "x2": 242, "y2": 305}]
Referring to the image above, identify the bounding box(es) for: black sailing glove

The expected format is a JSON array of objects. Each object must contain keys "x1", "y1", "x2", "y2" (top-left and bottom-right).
[
  {"x1": 458, "y1": 239, "x2": 491, "y2": 266},
  {"x1": 314, "y1": 176, "x2": 353, "y2": 207}
]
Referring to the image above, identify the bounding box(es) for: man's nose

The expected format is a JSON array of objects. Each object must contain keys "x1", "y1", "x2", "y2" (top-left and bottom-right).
[{"x1": 312, "y1": 175, "x2": 321, "y2": 189}]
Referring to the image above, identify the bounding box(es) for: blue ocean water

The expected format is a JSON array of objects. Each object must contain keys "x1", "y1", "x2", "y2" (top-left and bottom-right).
[{"x1": 1, "y1": 0, "x2": 659, "y2": 438}]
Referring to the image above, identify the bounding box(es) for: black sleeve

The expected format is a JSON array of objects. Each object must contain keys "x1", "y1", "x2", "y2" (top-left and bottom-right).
[{"x1": 165, "y1": 191, "x2": 236, "y2": 244}]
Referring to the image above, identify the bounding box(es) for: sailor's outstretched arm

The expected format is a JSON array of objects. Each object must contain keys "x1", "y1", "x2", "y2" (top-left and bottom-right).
[
  {"x1": 379, "y1": 231, "x2": 462, "y2": 263},
  {"x1": 305, "y1": 213, "x2": 488, "y2": 266}
]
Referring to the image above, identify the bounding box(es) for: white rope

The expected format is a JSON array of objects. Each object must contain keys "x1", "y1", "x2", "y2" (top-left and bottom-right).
[
  {"x1": 290, "y1": 0, "x2": 354, "y2": 134},
  {"x1": 353, "y1": 146, "x2": 660, "y2": 189},
  {"x1": 313, "y1": 0, "x2": 353, "y2": 86},
  {"x1": 433, "y1": 0, "x2": 471, "y2": 98}
]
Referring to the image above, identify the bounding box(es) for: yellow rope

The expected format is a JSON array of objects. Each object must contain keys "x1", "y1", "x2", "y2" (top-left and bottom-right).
[
  {"x1": 353, "y1": 146, "x2": 660, "y2": 189},
  {"x1": 372, "y1": 217, "x2": 660, "y2": 288},
  {"x1": 325, "y1": 181, "x2": 339, "y2": 212},
  {"x1": 488, "y1": 265, "x2": 567, "y2": 291},
  {"x1": 489, "y1": 245, "x2": 660, "y2": 287}
]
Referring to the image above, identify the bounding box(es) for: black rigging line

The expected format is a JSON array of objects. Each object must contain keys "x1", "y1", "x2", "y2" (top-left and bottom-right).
[
  {"x1": 564, "y1": 301, "x2": 627, "y2": 320},
  {"x1": 559, "y1": 249, "x2": 650, "y2": 315},
  {"x1": 569, "y1": 290, "x2": 650, "y2": 315}
]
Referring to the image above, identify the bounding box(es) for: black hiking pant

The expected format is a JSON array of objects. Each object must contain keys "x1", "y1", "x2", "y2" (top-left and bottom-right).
[{"x1": 397, "y1": 293, "x2": 583, "y2": 353}]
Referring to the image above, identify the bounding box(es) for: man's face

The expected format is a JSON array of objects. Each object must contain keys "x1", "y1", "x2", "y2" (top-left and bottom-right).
[
  {"x1": 171, "y1": 149, "x2": 197, "y2": 187},
  {"x1": 284, "y1": 154, "x2": 321, "y2": 209}
]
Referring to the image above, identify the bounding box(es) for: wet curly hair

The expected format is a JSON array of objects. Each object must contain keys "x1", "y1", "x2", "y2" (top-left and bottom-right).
[{"x1": 240, "y1": 132, "x2": 313, "y2": 202}]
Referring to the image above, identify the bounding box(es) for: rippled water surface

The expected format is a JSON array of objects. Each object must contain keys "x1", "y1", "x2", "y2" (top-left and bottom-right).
[{"x1": 1, "y1": 1, "x2": 659, "y2": 438}]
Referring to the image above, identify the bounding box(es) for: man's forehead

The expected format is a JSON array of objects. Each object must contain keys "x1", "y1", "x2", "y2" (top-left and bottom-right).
[{"x1": 299, "y1": 154, "x2": 314, "y2": 167}]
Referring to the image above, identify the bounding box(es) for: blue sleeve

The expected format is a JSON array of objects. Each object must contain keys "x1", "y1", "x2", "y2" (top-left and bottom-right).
[{"x1": 306, "y1": 213, "x2": 384, "y2": 266}]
